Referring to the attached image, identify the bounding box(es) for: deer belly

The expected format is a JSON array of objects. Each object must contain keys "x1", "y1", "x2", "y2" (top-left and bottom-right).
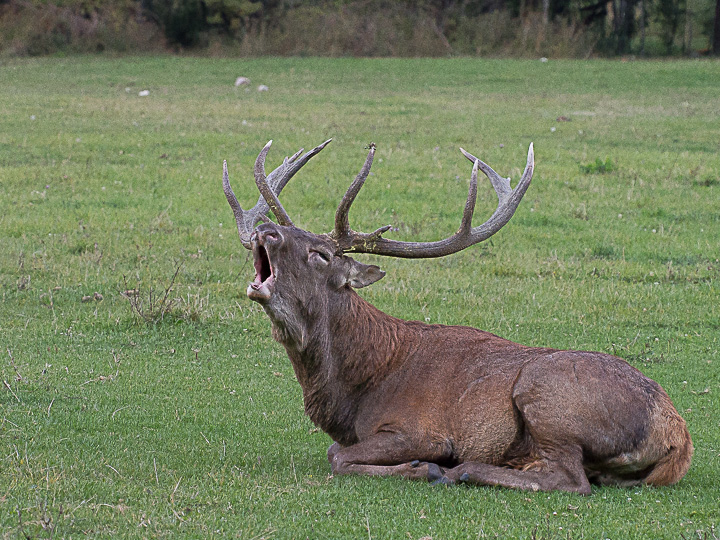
[{"x1": 451, "y1": 377, "x2": 519, "y2": 464}]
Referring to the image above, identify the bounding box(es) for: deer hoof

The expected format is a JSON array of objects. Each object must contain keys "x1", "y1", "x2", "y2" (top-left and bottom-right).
[
  {"x1": 427, "y1": 463, "x2": 444, "y2": 482},
  {"x1": 430, "y1": 476, "x2": 453, "y2": 487},
  {"x1": 459, "y1": 472, "x2": 471, "y2": 484},
  {"x1": 410, "y1": 460, "x2": 421, "y2": 468}
]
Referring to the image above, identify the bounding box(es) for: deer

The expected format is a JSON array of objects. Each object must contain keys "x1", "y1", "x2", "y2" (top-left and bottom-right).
[{"x1": 221, "y1": 139, "x2": 692, "y2": 494}]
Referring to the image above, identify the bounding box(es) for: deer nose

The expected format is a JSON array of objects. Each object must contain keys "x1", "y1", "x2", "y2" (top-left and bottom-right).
[{"x1": 255, "y1": 223, "x2": 283, "y2": 245}]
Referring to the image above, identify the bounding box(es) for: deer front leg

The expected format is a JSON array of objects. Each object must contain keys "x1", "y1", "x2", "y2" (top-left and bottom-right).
[
  {"x1": 439, "y1": 448, "x2": 592, "y2": 495},
  {"x1": 329, "y1": 432, "x2": 452, "y2": 481},
  {"x1": 327, "y1": 442, "x2": 343, "y2": 463}
]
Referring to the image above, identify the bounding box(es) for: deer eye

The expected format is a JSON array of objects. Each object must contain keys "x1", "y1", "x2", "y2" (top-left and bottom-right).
[{"x1": 309, "y1": 249, "x2": 332, "y2": 265}]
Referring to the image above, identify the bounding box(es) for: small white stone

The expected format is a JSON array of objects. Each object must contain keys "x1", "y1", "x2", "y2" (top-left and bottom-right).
[
  {"x1": 257, "y1": 85, "x2": 269, "y2": 92},
  {"x1": 235, "y1": 77, "x2": 251, "y2": 86},
  {"x1": 138, "y1": 90, "x2": 150, "y2": 97}
]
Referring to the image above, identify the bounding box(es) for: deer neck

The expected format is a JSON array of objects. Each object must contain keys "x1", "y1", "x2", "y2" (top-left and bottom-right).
[{"x1": 268, "y1": 289, "x2": 407, "y2": 445}]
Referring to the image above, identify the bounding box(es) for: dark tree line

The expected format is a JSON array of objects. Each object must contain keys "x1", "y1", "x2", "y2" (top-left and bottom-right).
[
  {"x1": 141, "y1": 0, "x2": 720, "y2": 54},
  {"x1": 2, "y1": 0, "x2": 718, "y2": 55}
]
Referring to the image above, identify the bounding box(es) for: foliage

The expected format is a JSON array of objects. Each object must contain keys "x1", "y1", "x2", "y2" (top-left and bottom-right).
[
  {"x1": 1, "y1": 56, "x2": 719, "y2": 538},
  {"x1": 1, "y1": 0, "x2": 719, "y2": 56},
  {"x1": 580, "y1": 157, "x2": 615, "y2": 174},
  {"x1": 654, "y1": 0, "x2": 687, "y2": 53},
  {"x1": 0, "y1": 0, "x2": 165, "y2": 56},
  {"x1": 122, "y1": 265, "x2": 182, "y2": 324},
  {"x1": 141, "y1": 0, "x2": 206, "y2": 46}
]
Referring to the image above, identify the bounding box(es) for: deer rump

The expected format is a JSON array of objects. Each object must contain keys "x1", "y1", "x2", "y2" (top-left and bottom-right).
[{"x1": 223, "y1": 140, "x2": 692, "y2": 494}]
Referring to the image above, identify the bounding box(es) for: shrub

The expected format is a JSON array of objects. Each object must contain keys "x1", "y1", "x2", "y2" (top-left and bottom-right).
[
  {"x1": 580, "y1": 157, "x2": 615, "y2": 174},
  {"x1": 0, "y1": 0, "x2": 165, "y2": 56},
  {"x1": 141, "y1": 0, "x2": 204, "y2": 47}
]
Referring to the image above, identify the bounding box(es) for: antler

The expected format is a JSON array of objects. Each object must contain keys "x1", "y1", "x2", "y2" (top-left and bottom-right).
[
  {"x1": 230, "y1": 140, "x2": 534, "y2": 258},
  {"x1": 331, "y1": 143, "x2": 534, "y2": 258},
  {"x1": 223, "y1": 138, "x2": 332, "y2": 248}
]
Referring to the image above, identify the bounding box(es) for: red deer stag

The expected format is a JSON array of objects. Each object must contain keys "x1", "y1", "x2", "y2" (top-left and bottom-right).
[{"x1": 222, "y1": 139, "x2": 692, "y2": 494}]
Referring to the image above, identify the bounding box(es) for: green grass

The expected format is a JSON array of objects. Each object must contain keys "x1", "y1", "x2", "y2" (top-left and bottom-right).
[{"x1": 1, "y1": 56, "x2": 719, "y2": 539}]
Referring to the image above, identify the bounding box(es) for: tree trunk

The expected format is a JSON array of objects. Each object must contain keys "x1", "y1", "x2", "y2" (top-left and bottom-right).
[
  {"x1": 640, "y1": 0, "x2": 646, "y2": 55},
  {"x1": 713, "y1": 0, "x2": 720, "y2": 54},
  {"x1": 615, "y1": 0, "x2": 634, "y2": 53},
  {"x1": 684, "y1": 0, "x2": 692, "y2": 54}
]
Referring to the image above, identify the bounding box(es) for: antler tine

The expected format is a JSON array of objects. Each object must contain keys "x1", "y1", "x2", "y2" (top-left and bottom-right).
[
  {"x1": 223, "y1": 160, "x2": 255, "y2": 249},
  {"x1": 460, "y1": 148, "x2": 511, "y2": 205},
  {"x1": 334, "y1": 143, "x2": 376, "y2": 241},
  {"x1": 335, "y1": 143, "x2": 534, "y2": 259},
  {"x1": 253, "y1": 138, "x2": 333, "y2": 227},
  {"x1": 458, "y1": 143, "x2": 534, "y2": 244},
  {"x1": 459, "y1": 158, "x2": 479, "y2": 234},
  {"x1": 265, "y1": 138, "x2": 332, "y2": 197},
  {"x1": 223, "y1": 138, "x2": 333, "y2": 248},
  {"x1": 254, "y1": 141, "x2": 294, "y2": 227},
  {"x1": 287, "y1": 148, "x2": 304, "y2": 164}
]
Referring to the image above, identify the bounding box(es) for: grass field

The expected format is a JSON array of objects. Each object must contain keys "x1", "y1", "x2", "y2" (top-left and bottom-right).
[{"x1": 1, "y1": 56, "x2": 719, "y2": 539}]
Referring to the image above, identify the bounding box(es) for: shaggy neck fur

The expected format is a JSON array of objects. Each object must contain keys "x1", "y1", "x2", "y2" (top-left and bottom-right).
[{"x1": 265, "y1": 287, "x2": 410, "y2": 445}]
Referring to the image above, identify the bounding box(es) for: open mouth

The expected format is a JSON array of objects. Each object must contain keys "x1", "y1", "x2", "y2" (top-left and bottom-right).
[{"x1": 247, "y1": 242, "x2": 275, "y2": 302}]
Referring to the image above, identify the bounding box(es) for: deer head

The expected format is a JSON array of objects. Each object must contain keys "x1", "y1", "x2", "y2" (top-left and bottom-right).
[{"x1": 223, "y1": 139, "x2": 534, "y2": 339}]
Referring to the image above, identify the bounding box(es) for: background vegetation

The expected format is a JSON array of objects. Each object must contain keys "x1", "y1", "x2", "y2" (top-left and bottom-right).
[
  {"x1": 1, "y1": 0, "x2": 720, "y2": 58},
  {"x1": 1, "y1": 56, "x2": 719, "y2": 538}
]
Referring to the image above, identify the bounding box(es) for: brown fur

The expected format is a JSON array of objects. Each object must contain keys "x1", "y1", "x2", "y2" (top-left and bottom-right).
[{"x1": 244, "y1": 222, "x2": 692, "y2": 494}]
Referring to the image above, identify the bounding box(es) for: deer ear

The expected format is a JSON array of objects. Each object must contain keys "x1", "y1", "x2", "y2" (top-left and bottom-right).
[{"x1": 343, "y1": 258, "x2": 386, "y2": 288}]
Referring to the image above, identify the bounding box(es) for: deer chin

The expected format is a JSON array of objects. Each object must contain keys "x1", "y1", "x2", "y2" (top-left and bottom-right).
[
  {"x1": 247, "y1": 243, "x2": 275, "y2": 302},
  {"x1": 247, "y1": 275, "x2": 274, "y2": 302}
]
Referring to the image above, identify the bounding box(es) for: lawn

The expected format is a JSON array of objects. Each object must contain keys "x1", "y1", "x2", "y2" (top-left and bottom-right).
[{"x1": 0, "y1": 56, "x2": 719, "y2": 539}]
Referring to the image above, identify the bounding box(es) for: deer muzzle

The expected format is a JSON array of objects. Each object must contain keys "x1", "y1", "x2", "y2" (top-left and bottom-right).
[{"x1": 247, "y1": 228, "x2": 281, "y2": 302}]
